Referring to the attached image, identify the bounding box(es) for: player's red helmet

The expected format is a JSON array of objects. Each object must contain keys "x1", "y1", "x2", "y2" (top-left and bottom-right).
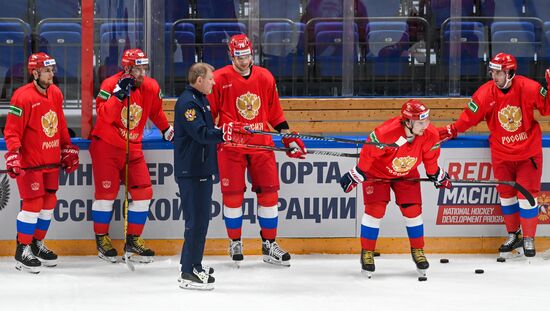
[
  {"x1": 27, "y1": 52, "x2": 56, "y2": 74},
  {"x1": 121, "y1": 48, "x2": 149, "y2": 67},
  {"x1": 229, "y1": 34, "x2": 252, "y2": 57},
  {"x1": 401, "y1": 99, "x2": 430, "y2": 121},
  {"x1": 489, "y1": 53, "x2": 517, "y2": 72}
]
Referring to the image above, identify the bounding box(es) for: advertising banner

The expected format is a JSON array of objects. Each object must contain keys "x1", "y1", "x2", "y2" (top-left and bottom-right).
[{"x1": 1, "y1": 137, "x2": 549, "y2": 240}]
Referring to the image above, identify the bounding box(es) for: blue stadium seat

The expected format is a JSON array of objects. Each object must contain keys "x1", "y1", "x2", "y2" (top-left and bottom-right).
[
  {"x1": 165, "y1": 22, "x2": 195, "y2": 34},
  {"x1": 202, "y1": 31, "x2": 242, "y2": 70},
  {"x1": 0, "y1": 22, "x2": 31, "y2": 82},
  {"x1": 428, "y1": 0, "x2": 476, "y2": 27},
  {"x1": 36, "y1": 0, "x2": 80, "y2": 20},
  {"x1": 0, "y1": 21, "x2": 31, "y2": 35},
  {"x1": 315, "y1": 30, "x2": 359, "y2": 77},
  {"x1": 37, "y1": 22, "x2": 81, "y2": 34},
  {"x1": 262, "y1": 30, "x2": 306, "y2": 77},
  {"x1": 359, "y1": 0, "x2": 401, "y2": 17},
  {"x1": 545, "y1": 22, "x2": 550, "y2": 33},
  {"x1": 38, "y1": 31, "x2": 81, "y2": 80},
  {"x1": 196, "y1": 0, "x2": 239, "y2": 19},
  {"x1": 165, "y1": 26, "x2": 196, "y2": 85},
  {"x1": 366, "y1": 22, "x2": 408, "y2": 33},
  {"x1": 480, "y1": 0, "x2": 525, "y2": 18},
  {"x1": 366, "y1": 30, "x2": 410, "y2": 76},
  {"x1": 491, "y1": 30, "x2": 536, "y2": 75},
  {"x1": 0, "y1": 32, "x2": 28, "y2": 76},
  {"x1": 443, "y1": 21, "x2": 485, "y2": 32},
  {"x1": 442, "y1": 29, "x2": 488, "y2": 76},
  {"x1": 491, "y1": 22, "x2": 535, "y2": 34},
  {"x1": 525, "y1": 0, "x2": 550, "y2": 22},
  {"x1": 95, "y1": 0, "x2": 144, "y2": 19},
  {"x1": 203, "y1": 23, "x2": 246, "y2": 34},
  {"x1": 260, "y1": 0, "x2": 302, "y2": 21},
  {"x1": 264, "y1": 22, "x2": 305, "y2": 33},
  {"x1": 99, "y1": 31, "x2": 144, "y2": 79},
  {"x1": 99, "y1": 22, "x2": 144, "y2": 37},
  {"x1": 542, "y1": 31, "x2": 550, "y2": 62},
  {"x1": 165, "y1": 0, "x2": 190, "y2": 22},
  {"x1": 314, "y1": 22, "x2": 358, "y2": 37},
  {"x1": 0, "y1": 31, "x2": 28, "y2": 99},
  {"x1": 4, "y1": 0, "x2": 28, "y2": 19}
]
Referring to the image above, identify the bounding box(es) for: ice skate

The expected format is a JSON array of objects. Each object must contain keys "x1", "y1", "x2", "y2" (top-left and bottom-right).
[
  {"x1": 497, "y1": 229, "x2": 524, "y2": 260},
  {"x1": 15, "y1": 242, "x2": 41, "y2": 274},
  {"x1": 360, "y1": 249, "x2": 375, "y2": 279},
  {"x1": 95, "y1": 234, "x2": 118, "y2": 263},
  {"x1": 411, "y1": 248, "x2": 429, "y2": 277},
  {"x1": 193, "y1": 266, "x2": 214, "y2": 275},
  {"x1": 178, "y1": 270, "x2": 215, "y2": 290},
  {"x1": 523, "y1": 237, "x2": 536, "y2": 258},
  {"x1": 31, "y1": 239, "x2": 58, "y2": 267},
  {"x1": 229, "y1": 239, "x2": 244, "y2": 266},
  {"x1": 262, "y1": 239, "x2": 291, "y2": 267},
  {"x1": 124, "y1": 235, "x2": 155, "y2": 264}
]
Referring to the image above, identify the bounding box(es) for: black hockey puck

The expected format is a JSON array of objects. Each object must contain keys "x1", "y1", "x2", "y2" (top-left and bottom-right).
[
  {"x1": 440, "y1": 258, "x2": 449, "y2": 263},
  {"x1": 418, "y1": 276, "x2": 428, "y2": 282},
  {"x1": 475, "y1": 269, "x2": 484, "y2": 274},
  {"x1": 373, "y1": 251, "x2": 381, "y2": 257},
  {"x1": 496, "y1": 257, "x2": 506, "y2": 263}
]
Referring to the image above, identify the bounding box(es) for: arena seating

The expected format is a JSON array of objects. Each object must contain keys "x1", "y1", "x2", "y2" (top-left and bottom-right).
[{"x1": 2, "y1": 0, "x2": 550, "y2": 100}]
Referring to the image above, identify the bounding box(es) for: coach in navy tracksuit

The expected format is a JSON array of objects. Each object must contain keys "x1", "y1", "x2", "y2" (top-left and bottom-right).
[{"x1": 174, "y1": 62, "x2": 249, "y2": 290}]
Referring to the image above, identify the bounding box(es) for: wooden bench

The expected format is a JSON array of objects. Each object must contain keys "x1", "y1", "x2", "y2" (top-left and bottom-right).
[{"x1": 162, "y1": 98, "x2": 550, "y2": 134}]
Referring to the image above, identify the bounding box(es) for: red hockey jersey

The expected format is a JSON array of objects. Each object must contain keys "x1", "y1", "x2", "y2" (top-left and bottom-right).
[
  {"x1": 92, "y1": 71, "x2": 170, "y2": 151},
  {"x1": 207, "y1": 65, "x2": 286, "y2": 148},
  {"x1": 4, "y1": 83, "x2": 71, "y2": 169},
  {"x1": 358, "y1": 117, "x2": 441, "y2": 179},
  {"x1": 453, "y1": 75, "x2": 550, "y2": 161}
]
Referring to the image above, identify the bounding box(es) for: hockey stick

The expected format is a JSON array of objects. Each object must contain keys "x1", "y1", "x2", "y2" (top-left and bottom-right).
[
  {"x1": 368, "y1": 178, "x2": 536, "y2": 207},
  {"x1": 224, "y1": 142, "x2": 360, "y2": 158},
  {"x1": 0, "y1": 163, "x2": 62, "y2": 210},
  {"x1": 122, "y1": 91, "x2": 135, "y2": 272},
  {"x1": 244, "y1": 129, "x2": 405, "y2": 148}
]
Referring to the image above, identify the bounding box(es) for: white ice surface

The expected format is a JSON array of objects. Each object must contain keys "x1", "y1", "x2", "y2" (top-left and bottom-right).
[{"x1": 0, "y1": 253, "x2": 549, "y2": 311}]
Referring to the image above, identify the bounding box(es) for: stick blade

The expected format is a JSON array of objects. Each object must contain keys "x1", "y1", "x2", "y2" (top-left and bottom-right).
[
  {"x1": 0, "y1": 175, "x2": 10, "y2": 211},
  {"x1": 510, "y1": 182, "x2": 536, "y2": 206}
]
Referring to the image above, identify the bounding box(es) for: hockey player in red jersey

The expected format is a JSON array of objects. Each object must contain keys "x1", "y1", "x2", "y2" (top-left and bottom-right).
[
  {"x1": 207, "y1": 34, "x2": 307, "y2": 266},
  {"x1": 4, "y1": 52, "x2": 80, "y2": 273},
  {"x1": 339, "y1": 100, "x2": 451, "y2": 278},
  {"x1": 439, "y1": 53, "x2": 550, "y2": 258},
  {"x1": 90, "y1": 48, "x2": 173, "y2": 263}
]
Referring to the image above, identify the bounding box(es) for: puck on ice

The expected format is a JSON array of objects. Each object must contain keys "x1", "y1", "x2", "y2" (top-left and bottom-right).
[
  {"x1": 440, "y1": 258, "x2": 449, "y2": 263},
  {"x1": 418, "y1": 276, "x2": 428, "y2": 282},
  {"x1": 496, "y1": 257, "x2": 506, "y2": 263},
  {"x1": 475, "y1": 269, "x2": 484, "y2": 274}
]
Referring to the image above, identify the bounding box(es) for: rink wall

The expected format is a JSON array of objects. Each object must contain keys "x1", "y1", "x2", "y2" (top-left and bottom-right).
[{"x1": 1, "y1": 135, "x2": 550, "y2": 256}]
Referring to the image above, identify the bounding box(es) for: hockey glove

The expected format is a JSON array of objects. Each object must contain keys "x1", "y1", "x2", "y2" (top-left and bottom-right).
[
  {"x1": 222, "y1": 122, "x2": 252, "y2": 144},
  {"x1": 281, "y1": 132, "x2": 307, "y2": 159},
  {"x1": 437, "y1": 124, "x2": 457, "y2": 142},
  {"x1": 162, "y1": 125, "x2": 174, "y2": 142},
  {"x1": 427, "y1": 167, "x2": 452, "y2": 189},
  {"x1": 113, "y1": 74, "x2": 135, "y2": 101},
  {"x1": 4, "y1": 150, "x2": 23, "y2": 179},
  {"x1": 340, "y1": 166, "x2": 366, "y2": 193},
  {"x1": 61, "y1": 144, "x2": 80, "y2": 174}
]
